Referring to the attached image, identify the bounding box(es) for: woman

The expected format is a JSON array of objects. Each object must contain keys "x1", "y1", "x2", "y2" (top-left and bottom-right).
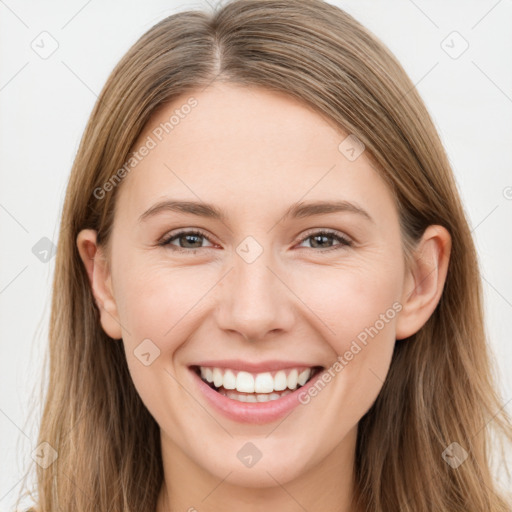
[{"x1": 18, "y1": 0, "x2": 512, "y2": 510}]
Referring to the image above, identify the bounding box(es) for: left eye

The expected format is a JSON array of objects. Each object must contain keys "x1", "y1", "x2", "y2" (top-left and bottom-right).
[
  {"x1": 159, "y1": 229, "x2": 353, "y2": 253},
  {"x1": 297, "y1": 231, "x2": 353, "y2": 251}
]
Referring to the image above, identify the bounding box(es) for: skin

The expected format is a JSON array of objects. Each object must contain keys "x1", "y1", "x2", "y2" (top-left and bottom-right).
[{"x1": 77, "y1": 83, "x2": 451, "y2": 512}]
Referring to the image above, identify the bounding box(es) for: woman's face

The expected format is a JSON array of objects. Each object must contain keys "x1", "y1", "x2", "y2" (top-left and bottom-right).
[{"x1": 83, "y1": 83, "x2": 423, "y2": 487}]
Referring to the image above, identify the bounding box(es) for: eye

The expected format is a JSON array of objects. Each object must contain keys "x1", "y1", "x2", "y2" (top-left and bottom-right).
[
  {"x1": 296, "y1": 230, "x2": 353, "y2": 252},
  {"x1": 159, "y1": 230, "x2": 215, "y2": 253},
  {"x1": 159, "y1": 228, "x2": 353, "y2": 254}
]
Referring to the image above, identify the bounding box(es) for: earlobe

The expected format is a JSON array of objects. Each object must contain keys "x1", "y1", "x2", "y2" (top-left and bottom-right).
[
  {"x1": 76, "y1": 229, "x2": 123, "y2": 340},
  {"x1": 395, "y1": 225, "x2": 451, "y2": 340}
]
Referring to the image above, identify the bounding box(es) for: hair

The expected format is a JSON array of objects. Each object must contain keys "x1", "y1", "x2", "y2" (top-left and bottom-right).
[{"x1": 17, "y1": 0, "x2": 512, "y2": 510}]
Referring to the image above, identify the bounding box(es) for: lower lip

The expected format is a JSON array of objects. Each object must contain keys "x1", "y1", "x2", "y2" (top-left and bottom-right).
[{"x1": 190, "y1": 367, "x2": 323, "y2": 424}]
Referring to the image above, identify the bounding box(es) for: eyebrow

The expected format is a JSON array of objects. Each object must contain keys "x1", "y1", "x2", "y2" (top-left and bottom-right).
[{"x1": 138, "y1": 199, "x2": 374, "y2": 224}]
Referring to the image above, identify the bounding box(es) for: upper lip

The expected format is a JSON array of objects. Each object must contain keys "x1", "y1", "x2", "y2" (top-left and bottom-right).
[{"x1": 190, "y1": 360, "x2": 322, "y2": 373}]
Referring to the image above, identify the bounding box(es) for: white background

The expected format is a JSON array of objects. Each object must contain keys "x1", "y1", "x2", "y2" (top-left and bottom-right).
[{"x1": 1, "y1": 0, "x2": 511, "y2": 510}]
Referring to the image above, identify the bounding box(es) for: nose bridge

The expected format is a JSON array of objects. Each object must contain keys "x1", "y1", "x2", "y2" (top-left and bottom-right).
[{"x1": 215, "y1": 239, "x2": 293, "y2": 340}]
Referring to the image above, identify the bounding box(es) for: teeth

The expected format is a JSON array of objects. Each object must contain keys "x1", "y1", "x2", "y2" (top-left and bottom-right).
[
  {"x1": 274, "y1": 371, "x2": 288, "y2": 391},
  {"x1": 201, "y1": 367, "x2": 214, "y2": 383},
  {"x1": 199, "y1": 366, "x2": 314, "y2": 394},
  {"x1": 254, "y1": 372, "x2": 274, "y2": 393},
  {"x1": 287, "y1": 369, "x2": 298, "y2": 390},
  {"x1": 223, "y1": 370, "x2": 236, "y2": 390},
  {"x1": 223, "y1": 389, "x2": 293, "y2": 402},
  {"x1": 298, "y1": 369, "x2": 311, "y2": 386},
  {"x1": 213, "y1": 368, "x2": 223, "y2": 388},
  {"x1": 236, "y1": 371, "x2": 255, "y2": 393}
]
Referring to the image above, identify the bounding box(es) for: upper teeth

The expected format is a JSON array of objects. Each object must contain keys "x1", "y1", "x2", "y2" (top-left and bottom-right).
[{"x1": 199, "y1": 367, "x2": 313, "y2": 393}]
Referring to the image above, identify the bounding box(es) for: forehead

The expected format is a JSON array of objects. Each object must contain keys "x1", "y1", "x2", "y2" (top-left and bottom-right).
[{"x1": 116, "y1": 83, "x2": 395, "y2": 223}]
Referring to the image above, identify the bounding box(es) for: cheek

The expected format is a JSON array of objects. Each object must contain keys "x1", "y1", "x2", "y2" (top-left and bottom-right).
[
  {"x1": 289, "y1": 257, "x2": 402, "y2": 415},
  {"x1": 111, "y1": 261, "x2": 211, "y2": 434},
  {"x1": 113, "y1": 257, "x2": 208, "y2": 351},
  {"x1": 290, "y1": 256, "x2": 403, "y2": 353}
]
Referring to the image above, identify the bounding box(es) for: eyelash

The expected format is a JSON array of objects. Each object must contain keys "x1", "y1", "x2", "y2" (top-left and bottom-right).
[{"x1": 159, "y1": 229, "x2": 353, "y2": 254}]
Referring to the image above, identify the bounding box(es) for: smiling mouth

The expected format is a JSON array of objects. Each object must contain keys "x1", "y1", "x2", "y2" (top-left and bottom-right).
[{"x1": 191, "y1": 365, "x2": 324, "y2": 402}]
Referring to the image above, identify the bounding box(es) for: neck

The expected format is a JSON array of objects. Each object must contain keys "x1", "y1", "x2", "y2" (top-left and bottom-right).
[{"x1": 156, "y1": 427, "x2": 358, "y2": 512}]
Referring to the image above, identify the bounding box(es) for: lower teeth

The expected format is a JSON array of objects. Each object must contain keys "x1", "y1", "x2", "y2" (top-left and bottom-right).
[{"x1": 218, "y1": 388, "x2": 293, "y2": 402}]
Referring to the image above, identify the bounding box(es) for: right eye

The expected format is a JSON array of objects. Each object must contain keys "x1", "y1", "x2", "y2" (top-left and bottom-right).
[{"x1": 159, "y1": 229, "x2": 216, "y2": 254}]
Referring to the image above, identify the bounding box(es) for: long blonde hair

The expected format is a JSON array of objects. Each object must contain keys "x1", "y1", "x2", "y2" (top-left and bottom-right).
[{"x1": 18, "y1": 0, "x2": 512, "y2": 510}]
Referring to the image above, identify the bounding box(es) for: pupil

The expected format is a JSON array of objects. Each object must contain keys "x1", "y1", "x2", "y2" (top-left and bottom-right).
[
  {"x1": 311, "y1": 234, "x2": 331, "y2": 248},
  {"x1": 182, "y1": 234, "x2": 202, "y2": 248}
]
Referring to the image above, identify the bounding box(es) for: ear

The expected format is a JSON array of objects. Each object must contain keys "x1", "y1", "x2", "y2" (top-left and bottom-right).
[
  {"x1": 396, "y1": 225, "x2": 451, "y2": 340},
  {"x1": 76, "y1": 229, "x2": 123, "y2": 340}
]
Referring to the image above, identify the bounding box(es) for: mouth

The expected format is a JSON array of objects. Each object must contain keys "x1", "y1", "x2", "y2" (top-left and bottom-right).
[{"x1": 191, "y1": 364, "x2": 324, "y2": 403}]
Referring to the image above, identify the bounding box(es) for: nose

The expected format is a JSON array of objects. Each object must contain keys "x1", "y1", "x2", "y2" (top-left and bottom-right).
[{"x1": 214, "y1": 248, "x2": 296, "y2": 342}]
